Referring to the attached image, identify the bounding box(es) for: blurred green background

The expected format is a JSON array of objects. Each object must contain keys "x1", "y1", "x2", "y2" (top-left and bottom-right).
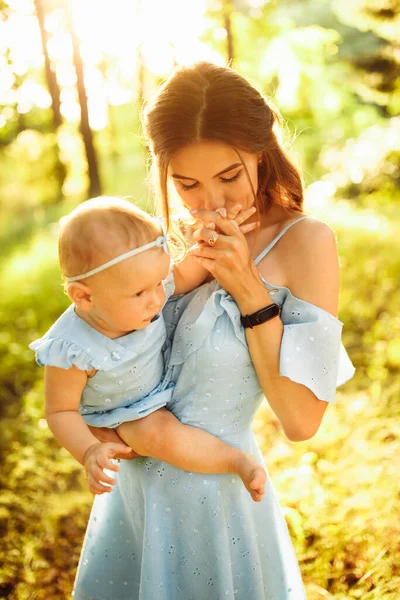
[{"x1": 1, "y1": 0, "x2": 399, "y2": 598}]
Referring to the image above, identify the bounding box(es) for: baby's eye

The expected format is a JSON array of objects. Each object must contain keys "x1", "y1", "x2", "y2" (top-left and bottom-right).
[
  {"x1": 220, "y1": 170, "x2": 242, "y2": 184},
  {"x1": 135, "y1": 290, "x2": 144, "y2": 297}
]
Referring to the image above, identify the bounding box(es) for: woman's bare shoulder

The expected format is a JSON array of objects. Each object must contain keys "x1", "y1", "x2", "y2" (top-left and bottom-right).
[
  {"x1": 286, "y1": 215, "x2": 337, "y2": 249},
  {"x1": 260, "y1": 216, "x2": 340, "y2": 316}
]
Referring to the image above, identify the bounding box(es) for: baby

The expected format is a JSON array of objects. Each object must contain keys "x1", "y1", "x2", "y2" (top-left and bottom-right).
[{"x1": 30, "y1": 197, "x2": 266, "y2": 501}]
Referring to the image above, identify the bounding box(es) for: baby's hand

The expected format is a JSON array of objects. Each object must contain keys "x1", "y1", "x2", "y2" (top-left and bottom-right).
[{"x1": 83, "y1": 442, "x2": 133, "y2": 495}]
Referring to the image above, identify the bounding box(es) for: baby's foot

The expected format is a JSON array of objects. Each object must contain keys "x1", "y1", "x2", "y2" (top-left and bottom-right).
[{"x1": 234, "y1": 453, "x2": 266, "y2": 502}]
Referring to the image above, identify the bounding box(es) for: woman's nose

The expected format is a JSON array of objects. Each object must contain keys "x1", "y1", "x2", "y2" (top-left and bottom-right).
[{"x1": 203, "y1": 189, "x2": 226, "y2": 212}]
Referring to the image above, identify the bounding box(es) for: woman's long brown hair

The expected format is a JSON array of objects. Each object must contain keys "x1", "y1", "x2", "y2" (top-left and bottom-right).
[{"x1": 143, "y1": 61, "x2": 303, "y2": 230}]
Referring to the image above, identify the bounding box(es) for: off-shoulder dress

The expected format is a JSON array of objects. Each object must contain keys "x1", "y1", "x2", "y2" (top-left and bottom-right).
[{"x1": 68, "y1": 216, "x2": 355, "y2": 600}]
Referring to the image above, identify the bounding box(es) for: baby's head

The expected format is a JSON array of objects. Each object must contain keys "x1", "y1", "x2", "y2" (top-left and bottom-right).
[
  {"x1": 59, "y1": 197, "x2": 171, "y2": 337},
  {"x1": 59, "y1": 196, "x2": 162, "y2": 280}
]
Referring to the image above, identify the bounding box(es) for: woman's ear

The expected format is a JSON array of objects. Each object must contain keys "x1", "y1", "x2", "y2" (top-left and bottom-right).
[{"x1": 66, "y1": 282, "x2": 93, "y2": 311}]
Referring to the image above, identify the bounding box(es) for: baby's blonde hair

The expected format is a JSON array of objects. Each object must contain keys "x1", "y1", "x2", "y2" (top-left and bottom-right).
[{"x1": 59, "y1": 197, "x2": 161, "y2": 281}]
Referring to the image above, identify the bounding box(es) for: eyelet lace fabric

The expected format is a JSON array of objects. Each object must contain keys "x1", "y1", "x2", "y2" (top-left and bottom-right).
[
  {"x1": 71, "y1": 274, "x2": 354, "y2": 600},
  {"x1": 29, "y1": 270, "x2": 176, "y2": 428},
  {"x1": 72, "y1": 217, "x2": 354, "y2": 599}
]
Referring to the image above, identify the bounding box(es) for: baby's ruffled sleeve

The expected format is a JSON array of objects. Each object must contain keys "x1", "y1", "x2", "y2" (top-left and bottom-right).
[
  {"x1": 278, "y1": 291, "x2": 355, "y2": 403},
  {"x1": 29, "y1": 337, "x2": 99, "y2": 371}
]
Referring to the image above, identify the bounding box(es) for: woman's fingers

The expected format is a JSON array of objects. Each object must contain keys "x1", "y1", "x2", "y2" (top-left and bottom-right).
[
  {"x1": 98, "y1": 444, "x2": 133, "y2": 470},
  {"x1": 88, "y1": 426, "x2": 121, "y2": 444},
  {"x1": 87, "y1": 459, "x2": 118, "y2": 494},
  {"x1": 94, "y1": 467, "x2": 117, "y2": 486},
  {"x1": 192, "y1": 256, "x2": 217, "y2": 274},
  {"x1": 88, "y1": 477, "x2": 113, "y2": 494},
  {"x1": 193, "y1": 211, "x2": 247, "y2": 238},
  {"x1": 193, "y1": 221, "x2": 258, "y2": 247},
  {"x1": 190, "y1": 209, "x2": 222, "y2": 227},
  {"x1": 190, "y1": 245, "x2": 225, "y2": 260},
  {"x1": 217, "y1": 204, "x2": 243, "y2": 220},
  {"x1": 87, "y1": 429, "x2": 137, "y2": 459},
  {"x1": 193, "y1": 227, "x2": 220, "y2": 246},
  {"x1": 113, "y1": 445, "x2": 138, "y2": 459},
  {"x1": 239, "y1": 222, "x2": 259, "y2": 234},
  {"x1": 227, "y1": 204, "x2": 242, "y2": 220},
  {"x1": 87, "y1": 469, "x2": 114, "y2": 494},
  {"x1": 234, "y1": 206, "x2": 256, "y2": 226},
  {"x1": 101, "y1": 460, "x2": 120, "y2": 473},
  {"x1": 108, "y1": 443, "x2": 133, "y2": 456},
  {"x1": 215, "y1": 207, "x2": 227, "y2": 218},
  {"x1": 190, "y1": 206, "x2": 256, "y2": 229},
  {"x1": 115, "y1": 449, "x2": 138, "y2": 460}
]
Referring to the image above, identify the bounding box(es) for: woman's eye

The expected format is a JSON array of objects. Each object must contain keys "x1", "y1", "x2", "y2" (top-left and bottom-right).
[
  {"x1": 220, "y1": 170, "x2": 242, "y2": 184},
  {"x1": 180, "y1": 181, "x2": 199, "y2": 191},
  {"x1": 179, "y1": 171, "x2": 242, "y2": 191}
]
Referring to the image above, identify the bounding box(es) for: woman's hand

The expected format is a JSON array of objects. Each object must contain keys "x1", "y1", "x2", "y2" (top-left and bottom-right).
[
  {"x1": 84, "y1": 442, "x2": 134, "y2": 494},
  {"x1": 88, "y1": 426, "x2": 138, "y2": 460},
  {"x1": 189, "y1": 209, "x2": 268, "y2": 310},
  {"x1": 184, "y1": 204, "x2": 258, "y2": 245}
]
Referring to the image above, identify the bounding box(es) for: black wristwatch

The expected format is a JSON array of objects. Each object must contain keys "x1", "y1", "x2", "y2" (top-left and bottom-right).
[{"x1": 240, "y1": 303, "x2": 281, "y2": 329}]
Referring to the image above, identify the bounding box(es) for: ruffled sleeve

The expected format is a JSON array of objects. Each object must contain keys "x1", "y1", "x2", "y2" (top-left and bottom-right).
[
  {"x1": 268, "y1": 284, "x2": 355, "y2": 403},
  {"x1": 28, "y1": 304, "x2": 126, "y2": 372},
  {"x1": 29, "y1": 336, "x2": 101, "y2": 371}
]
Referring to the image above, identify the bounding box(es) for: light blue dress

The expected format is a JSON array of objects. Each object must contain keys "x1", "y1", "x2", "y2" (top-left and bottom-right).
[
  {"x1": 29, "y1": 273, "x2": 176, "y2": 428},
  {"x1": 68, "y1": 217, "x2": 354, "y2": 600}
]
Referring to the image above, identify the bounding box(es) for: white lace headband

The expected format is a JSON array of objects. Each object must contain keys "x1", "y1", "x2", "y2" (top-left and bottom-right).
[{"x1": 64, "y1": 235, "x2": 169, "y2": 282}]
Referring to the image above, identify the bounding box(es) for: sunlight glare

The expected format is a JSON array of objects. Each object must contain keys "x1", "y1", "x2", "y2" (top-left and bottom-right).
[{"x1": 2, "y1": 0, "x2": 224, "y2": 130}]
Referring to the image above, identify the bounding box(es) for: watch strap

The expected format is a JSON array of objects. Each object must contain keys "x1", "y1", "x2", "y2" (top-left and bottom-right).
[{"x1": 240, "y1": 303, "x2": 281, "y2": 329}]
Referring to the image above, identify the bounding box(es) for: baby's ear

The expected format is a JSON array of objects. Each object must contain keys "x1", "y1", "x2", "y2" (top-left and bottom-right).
[{"x1": 66, "y1": 282, "x2": 93, "y2": 311}]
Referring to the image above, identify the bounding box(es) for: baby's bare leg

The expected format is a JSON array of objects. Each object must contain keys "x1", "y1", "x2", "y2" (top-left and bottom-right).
[{"x1": 116, "y1": 409, "x2": 266, "y2": 501}]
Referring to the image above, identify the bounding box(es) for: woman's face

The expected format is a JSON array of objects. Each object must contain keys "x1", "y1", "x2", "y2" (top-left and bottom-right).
[{"x1": 168, "y1": 140, "x2": 259, "y2": 214}]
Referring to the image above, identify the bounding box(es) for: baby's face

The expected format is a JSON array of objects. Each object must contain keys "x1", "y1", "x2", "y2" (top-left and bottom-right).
[{"x1": 88, "y1": 246, "x2": 171, "y2": 338}]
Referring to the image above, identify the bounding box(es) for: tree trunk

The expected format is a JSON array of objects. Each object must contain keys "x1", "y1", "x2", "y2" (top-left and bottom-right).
[
  {"x1": 223, "y1": 0, "x2": 234, "y2": 65},
  {"x1": 34, "y1": 0, "x2": 62, "y2": 128},
  {"x1": 34, "y1": 0, "x2": 66, "y2": 196},
  {"x1": 64, "y1": 3, "x2": 101, "y2": 198}
]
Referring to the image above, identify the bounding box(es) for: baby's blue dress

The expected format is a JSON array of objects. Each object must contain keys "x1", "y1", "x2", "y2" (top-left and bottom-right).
[
  {"x1": 29, "y1": 273, "x2": 176, "y2": 428},
  {"x1": 68, "y1": 217, "x2": 354, "y2": 600}
]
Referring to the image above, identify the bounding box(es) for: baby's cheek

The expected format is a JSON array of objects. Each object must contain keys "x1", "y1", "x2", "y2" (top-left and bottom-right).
[{"x1": 158, "y1": 287, "x2": 166, "y2": 305}]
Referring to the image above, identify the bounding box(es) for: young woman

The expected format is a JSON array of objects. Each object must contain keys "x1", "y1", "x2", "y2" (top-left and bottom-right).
[{"x1": 73, "y1": 62, "x2": 355, "y2": 599}]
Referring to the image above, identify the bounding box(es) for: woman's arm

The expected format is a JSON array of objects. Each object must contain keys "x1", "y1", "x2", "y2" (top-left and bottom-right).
[
  {"x1": 239, "y1": 220, "x2": 339, "y2": 441},
  {"x1": 190, "y1": 214, "x2": 338, "y2": 442}
]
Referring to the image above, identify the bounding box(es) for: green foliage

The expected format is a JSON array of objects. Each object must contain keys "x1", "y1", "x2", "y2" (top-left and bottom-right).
[{"x1": 0, "y1": 231, "x2": 90, "y2": 599}]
